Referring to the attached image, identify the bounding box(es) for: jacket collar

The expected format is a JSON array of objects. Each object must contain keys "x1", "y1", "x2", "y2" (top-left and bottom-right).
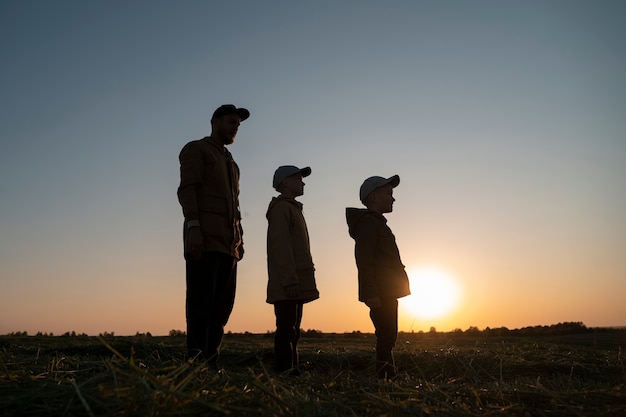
[{"x1": 275, "y1": 195, "x2": 303, "y2": 209}]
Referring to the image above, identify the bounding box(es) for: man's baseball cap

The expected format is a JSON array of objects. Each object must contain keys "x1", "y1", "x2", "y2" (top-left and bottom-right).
[
  {"x1": 359, "y1": 175, "x2": 400, "y2": 203},
  {"x1": 211, "y1": 104, "x2": 250, "y2": 122},
  {"x1": 273, "y1": 165, "x2": 311, "y2": 190}
]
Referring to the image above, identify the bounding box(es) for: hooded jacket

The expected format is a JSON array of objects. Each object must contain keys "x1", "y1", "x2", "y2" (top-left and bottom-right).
[
  {"x1": 266, "y1": 196, "x2": 319, "y2": 304},
  {"x1": 346, "y1": 208, "x2": 410, "y2": 302},
  {"x1": 177, "y1": 136, "x2": 244, "y2": 260}
]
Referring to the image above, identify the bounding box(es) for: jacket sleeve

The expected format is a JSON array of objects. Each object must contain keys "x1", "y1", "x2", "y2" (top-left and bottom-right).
[
  {"x1": 267, "y1": 202, "x2": 299, "y2": 287},
  {"x1": 177, "y1": 141, "x2": 215, "y2": 222},
  {"x1": 177, "y1": 142, "x2": 202, "y2": 222},
  {"x1": 353, "y1": 215, "x2": 379, "y2": 300}
]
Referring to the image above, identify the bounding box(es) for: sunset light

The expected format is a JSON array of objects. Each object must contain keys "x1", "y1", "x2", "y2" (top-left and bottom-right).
[
  {"x1": 1, "y1": 1, "x2": 624, "y2": 338},
  {"x1": 400, "y1": 267, "x2": 461, "y2": 320}
]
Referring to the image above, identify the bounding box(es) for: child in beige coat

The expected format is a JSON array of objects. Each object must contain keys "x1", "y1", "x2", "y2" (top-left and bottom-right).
[{"x1": 266, "y1": 165, "x2": 319, "y2": 374}]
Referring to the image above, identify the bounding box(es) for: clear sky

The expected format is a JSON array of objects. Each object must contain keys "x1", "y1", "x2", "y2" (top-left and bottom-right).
[{"x1": 1, "y1": 1, "x2": 625, "y2": 336}]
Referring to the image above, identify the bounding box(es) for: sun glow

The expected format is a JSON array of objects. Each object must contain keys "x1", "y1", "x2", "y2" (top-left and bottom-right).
[{"x1": 400, "y1": 266, "x2": 461, "y2": 319}]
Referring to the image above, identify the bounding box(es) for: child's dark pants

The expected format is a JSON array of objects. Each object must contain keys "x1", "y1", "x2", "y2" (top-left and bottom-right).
[
  {"x1": 274, "y1": 300, "x2": 304, "y2": 371},
  {"x1": 369, "y1": 298, "x2": 398, "y2": 379}
]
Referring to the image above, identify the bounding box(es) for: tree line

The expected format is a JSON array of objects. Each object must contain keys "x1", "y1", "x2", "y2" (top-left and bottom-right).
[{"x1": 5, "y1": 322, "x2": 622, "y2": 338}]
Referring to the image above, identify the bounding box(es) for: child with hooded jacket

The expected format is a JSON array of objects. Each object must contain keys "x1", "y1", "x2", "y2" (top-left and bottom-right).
[
  {"x1": 266, "y1": 165, "x2": 320, "y2": 374},
  {"x1": 346, "y1": 175, "x2": 410, "y2": 379}
]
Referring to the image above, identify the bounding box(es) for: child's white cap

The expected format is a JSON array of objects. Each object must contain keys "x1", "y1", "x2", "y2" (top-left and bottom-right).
[
  {"x1": 359, "y1": 175, "x2": 400, "y2": 203},
  {"x1": 273, "y1": 165, "x2": 312, "y2": 190}
]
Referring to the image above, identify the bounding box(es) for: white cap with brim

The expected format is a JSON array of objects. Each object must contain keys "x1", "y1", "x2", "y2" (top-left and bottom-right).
[
  {"x1": 359, "y1": 175, "x2": 400, "y2": 203},
  {"x1": 273, "y1": 165, "x2": 312, "y2": 190}
]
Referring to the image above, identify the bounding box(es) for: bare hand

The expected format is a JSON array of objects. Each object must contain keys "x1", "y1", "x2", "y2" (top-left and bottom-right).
[
  {"x1": 366, "y1": 297, "x2": 381, "y2": 309},
  {"x1": 188, "y1": 227, "x2": 203, "y2": 260}
]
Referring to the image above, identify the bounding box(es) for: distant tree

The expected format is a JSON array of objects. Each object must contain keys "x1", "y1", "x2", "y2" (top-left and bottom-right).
[
  {"x1": 465, "y1": 326, "x2": 480, "y2": 335},
  {"x1": 303, "y1": 329, "x2": 323, "y2": 338},
  {"x1": 485, "y1": 327, "x2": 509, "y2": 337},
  {"x1": 169, "y1": 329, "x2": 186, "y2": 337},
  {"x1": 554, "y1": 322, "x2": 588, "y2": 334}
]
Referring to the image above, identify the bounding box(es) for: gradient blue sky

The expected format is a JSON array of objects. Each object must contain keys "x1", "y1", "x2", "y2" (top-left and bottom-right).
[{"x1": 1, "y1": 1, "x2": 625, "y2": 335}]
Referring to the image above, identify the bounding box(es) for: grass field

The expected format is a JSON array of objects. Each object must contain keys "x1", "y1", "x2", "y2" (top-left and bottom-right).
[{"x1": 1, "y1": 330, "x2": 625, "y2": 416}]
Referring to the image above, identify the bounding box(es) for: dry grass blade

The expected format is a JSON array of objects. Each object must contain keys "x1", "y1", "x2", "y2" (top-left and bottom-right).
[{"x1": 70, "y1": 379, "x2": 96, "y2": 417}]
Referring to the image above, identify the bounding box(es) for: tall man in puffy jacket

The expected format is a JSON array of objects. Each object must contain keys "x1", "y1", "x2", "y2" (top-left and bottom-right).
[
  {"x1": 177, "y1": 104, "x2": 250, "y2": 369},
  {"x1": 346, "y1": 175, "x2": 410, "y2": 379}
]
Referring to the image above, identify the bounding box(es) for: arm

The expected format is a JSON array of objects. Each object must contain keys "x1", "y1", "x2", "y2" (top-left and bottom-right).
[
  {"x1": 177, "y1": 142, "x2": 203, "y2": 222},
  {"x1": 177, "y1": 141, "x2": 213, "y2": 260}
]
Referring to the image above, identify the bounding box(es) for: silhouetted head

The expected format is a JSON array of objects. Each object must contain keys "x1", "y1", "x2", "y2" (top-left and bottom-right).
[
  {"x1": 273, "y1": 165, "x2": 311, "y2": 198},
  {"x1": 360, "y1": 175, "x2": 400, "y2": 213},
  {"x1": 210, "y1": 104, "x2": 250, "y2": 145}
]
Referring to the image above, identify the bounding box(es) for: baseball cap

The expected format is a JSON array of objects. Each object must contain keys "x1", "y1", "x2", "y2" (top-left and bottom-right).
[
  {"x1": 273, "y1": 165, "x2": 312, "y2": 190},
  {"x1": 211, "y1": 104, "x2": 250, "y2": 122},
  {"x1": 359, "y1": 175, "x2": 400, "y2": 203}
]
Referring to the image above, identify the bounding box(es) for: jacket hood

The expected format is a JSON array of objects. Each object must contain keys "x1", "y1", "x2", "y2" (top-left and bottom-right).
[
  {"x1": 267, "y1": 196, "x2": 302, "y2": 220},
  {"x1": 346, "y1": 207, "x2": 385, "y2": 238}
]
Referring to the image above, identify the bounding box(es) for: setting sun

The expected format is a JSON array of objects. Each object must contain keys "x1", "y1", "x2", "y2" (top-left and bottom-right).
[{"x1": 400, "y1": 267, "x2": 461, "y2": 320}]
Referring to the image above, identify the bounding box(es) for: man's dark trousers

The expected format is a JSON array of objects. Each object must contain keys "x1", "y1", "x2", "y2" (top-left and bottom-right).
[{"x1": 185, "y1": 251, "x2": 237, "y2": 367}]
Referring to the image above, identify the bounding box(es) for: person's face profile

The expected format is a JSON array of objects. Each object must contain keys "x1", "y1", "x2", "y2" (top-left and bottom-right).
[
  {"x1": 370, "y1": 184, "x2": 395, "y2": 213},
  {"x1": 282, "y1": 174, "x2": 305, "y2": 197},
  {"x1": 214, "y1": 114, "x2": 242, "y2": 144}
]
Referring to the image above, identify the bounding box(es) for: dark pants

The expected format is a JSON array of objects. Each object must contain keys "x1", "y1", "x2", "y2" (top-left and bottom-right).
[
  {"x1": 369, "y1": 298, "x2": 398, "y2": 379},
  {"x1": 273, "y1": 300, "x2": 303, "y2": 371},
  {"x1": 185, "y1": 251, "x2": 237, "y2": 365}
]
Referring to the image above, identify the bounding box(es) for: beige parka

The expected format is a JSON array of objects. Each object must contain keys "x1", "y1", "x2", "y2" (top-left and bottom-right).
[{"x1": 266, "y1": 196, "x2": 319, "y2": 304}]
